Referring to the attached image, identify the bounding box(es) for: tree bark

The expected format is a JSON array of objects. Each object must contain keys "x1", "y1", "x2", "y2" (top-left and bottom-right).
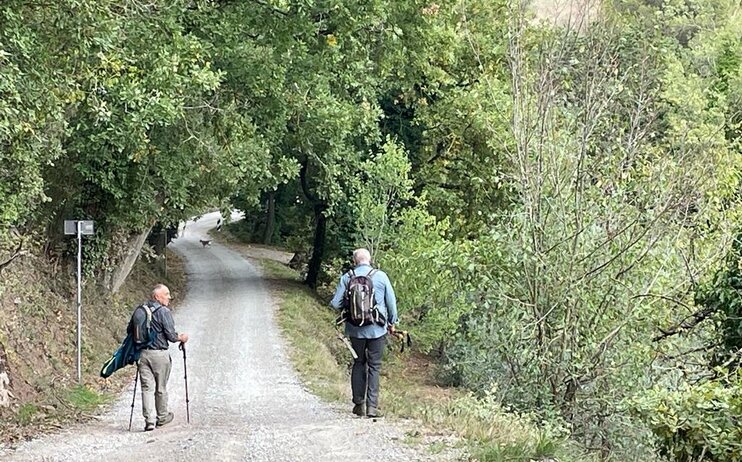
[
  {"x1": 305, "y1": 203, "x2": 327, "y2": 290},
  {"x1": 110, "y1": 226, "x2": 153, "y2": 294},
  {"x1": 263, "y1": 191, "x2": 276, "y2": 245},
  {"x1": 298, "y1": 160, "x2": 328, "y2": 289},
  {"x1": 0, "y1": 341, "x2": 13, "y2": 407},
  {"x1": 151, "y1": 228, "x2": 167, "y2": 256}
]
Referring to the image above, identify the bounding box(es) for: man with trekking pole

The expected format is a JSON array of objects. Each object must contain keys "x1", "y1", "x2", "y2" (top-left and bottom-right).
[
  {"x1": 136, "y1": 284, "x2": 189, "y2": 431},
  {"x1": 331, "y1": 248, "x2": 398, "y2": 419}
]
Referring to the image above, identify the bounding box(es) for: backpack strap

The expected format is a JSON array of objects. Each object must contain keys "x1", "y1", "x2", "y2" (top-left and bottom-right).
[
  {"x1": 344, "y1": 270, "x2": 355, "y2": 291},
  {"x1": 148, "y1": 304, "x2": 162, "y2": 328},
  {"x1": 143, "y1": 304, "x2": 153, "y2": 325},
  {"x1": 341, "y1": 271, "x2": 354, "y2": 313},
  {"x1": 365, "y1": 269, "x2": 379, "y2": 316},
  {"x1": 140, "y1": 303, "x2": 161, "y2": 327}
]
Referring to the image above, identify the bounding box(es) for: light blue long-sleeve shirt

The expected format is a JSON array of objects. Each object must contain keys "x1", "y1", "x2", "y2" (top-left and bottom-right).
[{"x1": 330, "y1": 264, "x2": 398, "y2": 339}]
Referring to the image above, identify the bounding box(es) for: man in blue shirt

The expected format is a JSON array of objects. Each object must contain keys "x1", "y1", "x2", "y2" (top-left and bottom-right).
[{"x1": 331, "y1": 248, "x2": 398, "y2": 418}]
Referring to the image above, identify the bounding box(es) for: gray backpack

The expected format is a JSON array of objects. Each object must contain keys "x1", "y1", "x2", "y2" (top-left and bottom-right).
[
  {"x1": 127, "y1": 303, "x2": 160, "y2": 348},
  {"x1": 344, "y1": 269, "x2": 380, "y2": 326}
]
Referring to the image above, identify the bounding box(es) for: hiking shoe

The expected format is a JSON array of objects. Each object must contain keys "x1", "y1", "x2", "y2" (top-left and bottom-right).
[
  {"x1": 144, "y1": 422, "x2": 155, "y2": 432},
  {"x1": 352, "y1": 403, "x2": 366, "y2": 417},
  {"x1": 156, "y1": 412, "x2": 174, "y2": 427},
  {"x1": 366, "y1": 408, "x2": 384, "y2": 419}
]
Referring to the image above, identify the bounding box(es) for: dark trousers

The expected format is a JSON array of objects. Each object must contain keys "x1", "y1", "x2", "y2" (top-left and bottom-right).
[{"x1": 350, "y1": 336, "x2": 385, "y2": 410}]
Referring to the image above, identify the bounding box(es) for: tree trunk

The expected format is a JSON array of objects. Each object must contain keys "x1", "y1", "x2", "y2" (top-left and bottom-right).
[
  {"x1": 0, "y1": 341, "x2": 13, "y2": 407},
  {"x1": 153, "y1": 229, "x2": 167, "y2": 255},
  {"x1": 305, "y1": 204, "x2": 327, "y2": 289},
  {"x1": 110, "y1": 226, "x2": 153, "y2": 294},
  {"x1": 263, "y1": 191, "x2": 276, "y2": 245}
]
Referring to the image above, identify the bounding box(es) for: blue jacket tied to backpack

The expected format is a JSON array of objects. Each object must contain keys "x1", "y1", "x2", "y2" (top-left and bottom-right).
[{"x1": 99, "y1": 334, "x2": 139, "y2": 379}]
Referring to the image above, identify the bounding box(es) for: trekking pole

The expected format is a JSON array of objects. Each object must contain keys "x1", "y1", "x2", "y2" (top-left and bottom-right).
[
  {"x1": 128, "y1": 367, "x2": 139, "y2": 432},
  {"x1": 179, "y1": 342, "x2": 190, "y2": 424},
  {"x1": 334, "y1": 318, "x2": 358, "y2": 360}
]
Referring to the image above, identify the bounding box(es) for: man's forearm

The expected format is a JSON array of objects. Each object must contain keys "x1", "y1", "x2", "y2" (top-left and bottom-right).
[{"x1": 162, "y1": 314, "x2": 180, "y2": 343}]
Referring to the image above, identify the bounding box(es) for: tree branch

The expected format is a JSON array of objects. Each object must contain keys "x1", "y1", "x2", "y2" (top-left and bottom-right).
[
  {"x1": 653, "y1": 306, "x2": 715, "y2": 342},
  {"x1": 0, "y1": 240, "x2": 26, "y2": 275}
]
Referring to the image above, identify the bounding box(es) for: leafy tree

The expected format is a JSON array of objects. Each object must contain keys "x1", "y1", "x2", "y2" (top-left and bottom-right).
[
  {"x1": 1, "y1": 0, "x2": 281, "y2": 289},
  {"x1": 443, "y1": 0, "x2": 741, "y2": 455},
  {"x1": 0, "y1": 2, "x2": 66, "y2": 232}
]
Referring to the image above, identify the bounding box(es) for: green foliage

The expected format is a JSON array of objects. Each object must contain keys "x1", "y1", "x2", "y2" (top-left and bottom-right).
[
  {"x1": 632, "y1": 375, "x2": 742, "y2": 462},
  {"x1": 696, "y1": 234, "x2": 742, "y2": 366},
  {"x1": 376, "y1": 205, "x2": 467, "y2": 353},
  {"x1": 380, "y1": 0, "x2": 514, "y2": 238},
  {"x1": 472, "y1": 435, "x2": 559, "y2": 462},
  {"x1": 348, "y1": 138, "x2": 414, "y2": 256},
  {"x1": 437, "y1": 0, "x2": 741, "y2": 457},
  {"x1": 56, "y1": 1, "x2": 237, "y2": 230},
  {"x1": 0, "y1": 0, "x2": 293, "y2": 275},
  {"x1": 0, "y1": 3, "x2": 66, "y2": 229}
]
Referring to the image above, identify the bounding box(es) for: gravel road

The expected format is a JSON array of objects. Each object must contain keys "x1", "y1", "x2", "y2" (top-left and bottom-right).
[{"x1": 2, "y1": 212, "x2": 461, "y2": 462}]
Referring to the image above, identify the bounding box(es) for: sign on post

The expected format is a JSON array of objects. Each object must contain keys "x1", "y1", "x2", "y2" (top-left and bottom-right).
[
  {"x1": 64, "y1": 220, "x2": 95, "y2": 385},
  {"x1": 64, "y1": 220, "x2": 95, "y2": 236}
]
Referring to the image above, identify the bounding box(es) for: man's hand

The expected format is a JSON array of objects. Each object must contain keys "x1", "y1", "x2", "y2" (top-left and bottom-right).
[
  {"x1": 178, "y1": 333, "x2": 189, "y2": 343},
  {"x1": 387, "y1": 324, "x2": 396, "y2": 336}
]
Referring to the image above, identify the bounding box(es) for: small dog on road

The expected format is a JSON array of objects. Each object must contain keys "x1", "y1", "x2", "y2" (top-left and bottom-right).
[{"x1": 199, "y1": 239, "x2": 211, "y2": 247}]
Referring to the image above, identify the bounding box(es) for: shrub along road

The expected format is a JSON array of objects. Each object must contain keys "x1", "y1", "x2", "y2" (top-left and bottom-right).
[{"x1": 2, "y1": 212, "x2": 458, "y2": 462}]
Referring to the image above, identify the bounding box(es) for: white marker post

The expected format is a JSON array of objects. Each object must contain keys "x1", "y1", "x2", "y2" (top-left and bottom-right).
[{"x1": 64, "y1": 220, "x2": 95, "y2": 384}]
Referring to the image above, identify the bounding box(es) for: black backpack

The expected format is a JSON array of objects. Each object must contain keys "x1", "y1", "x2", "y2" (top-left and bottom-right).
[
  {"x1": 344, "y1": 269, "x2": 380, "y2": 326},
  {"x1": 127, "y1": 303, "x2": 160, "y2": 349}
]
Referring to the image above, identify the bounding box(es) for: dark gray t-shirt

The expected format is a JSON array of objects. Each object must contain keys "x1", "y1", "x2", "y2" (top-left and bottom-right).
[{"x1": 144, "y1": 300, "x2": 179, "y2": 350}]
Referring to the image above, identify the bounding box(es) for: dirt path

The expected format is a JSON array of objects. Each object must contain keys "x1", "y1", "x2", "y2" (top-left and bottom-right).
[{"x1": 2, "y1": 212, "x2": 459, "y2": 462}]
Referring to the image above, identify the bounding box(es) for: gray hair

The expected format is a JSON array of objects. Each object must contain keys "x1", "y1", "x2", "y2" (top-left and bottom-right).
[
  {"x1": 352, "y1": 248, "x2": 371, "y2": 265},
  {"x1": 151, "y1": 284, "x2": 168, "y2": 298}
]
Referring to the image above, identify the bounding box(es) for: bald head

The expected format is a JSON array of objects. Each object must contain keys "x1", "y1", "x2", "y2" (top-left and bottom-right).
[
  {"x1": 352, "y1": 248, "x2": 371, "y2": 266},
  {"x1": 152, "y1": 284, "x2": 172, "y2": 306}
]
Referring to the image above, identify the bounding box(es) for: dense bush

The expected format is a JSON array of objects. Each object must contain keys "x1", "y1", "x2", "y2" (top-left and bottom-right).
[{"x1": 633, "y1": 376, "x2": 742, "y2": 462}]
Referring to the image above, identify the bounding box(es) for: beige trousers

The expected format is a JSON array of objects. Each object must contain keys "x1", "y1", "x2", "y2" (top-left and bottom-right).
[{"x1": 138, "y1": 349, "x2": 172, "y2": 425}]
